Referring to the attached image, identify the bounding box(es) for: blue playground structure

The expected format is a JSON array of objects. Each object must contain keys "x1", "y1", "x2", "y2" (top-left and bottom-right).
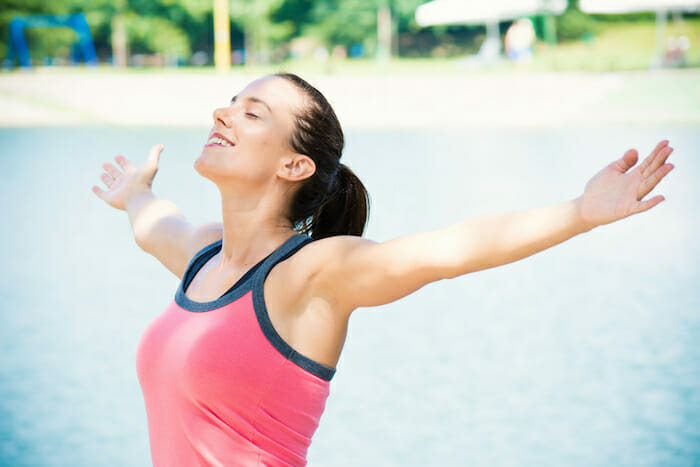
[{"x1": 4, "y1": 13, "x2": 98, "y2": 69}]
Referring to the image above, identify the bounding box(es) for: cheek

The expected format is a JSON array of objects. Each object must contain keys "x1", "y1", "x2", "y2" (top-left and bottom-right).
[
  {"x1": 194, "y1": 122, "x2": 289, "y2": 183},
  {"x1": 247, "y1": 128, "x2": 281, "y2": 153},
  {"x1": 242, "y1": 132, "x2": 290, "y2": 173}
]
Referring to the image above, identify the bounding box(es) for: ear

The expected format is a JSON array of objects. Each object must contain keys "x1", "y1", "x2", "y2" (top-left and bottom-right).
[{"x1": 278, "y1": 154, "x2": 316, "y2": 182}]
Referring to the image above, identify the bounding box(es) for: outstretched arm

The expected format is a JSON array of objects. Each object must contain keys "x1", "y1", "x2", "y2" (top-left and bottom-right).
[
  {"x1": 314, "y1": 140, "x2": 675, "y2": 312},
  {"x1": 92, "y1": 144, "x2": 223, "y2": 279}
]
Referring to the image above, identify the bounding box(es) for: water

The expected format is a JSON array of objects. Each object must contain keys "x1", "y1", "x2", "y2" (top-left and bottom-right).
[{"x1": 0, "y1": 125, "x2": 698, "y2": 466}]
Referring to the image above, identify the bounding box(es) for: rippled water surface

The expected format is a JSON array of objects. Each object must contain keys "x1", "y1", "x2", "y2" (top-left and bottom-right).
[{"x1": 0, "y1": 125, "x2": 698, "y2": 466}]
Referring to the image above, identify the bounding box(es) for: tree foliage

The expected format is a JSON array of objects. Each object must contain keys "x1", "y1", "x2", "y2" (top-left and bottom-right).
[
  {"x1": 0, "y1": 0, "x2": 690, "y2": 65},
  {"x1": 555, "y1": 1, "x2": 598, "y2": 42},
  {"x1": 0, "y1": 0, "x2": 215, "y2": 63},
  {"x1": 0, "y1": 0, "x2": 434, "y2": 64}
]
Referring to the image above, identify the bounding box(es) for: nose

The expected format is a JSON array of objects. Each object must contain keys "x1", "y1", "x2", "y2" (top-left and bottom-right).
[{"x1": 213, "y1": 106, "x2": 232, "y2": 128}]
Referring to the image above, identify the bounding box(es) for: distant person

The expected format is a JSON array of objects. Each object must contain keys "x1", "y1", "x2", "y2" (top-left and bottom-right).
[
  {"x1": 664, "y1": 35, "x2": 690, "y2": 67},
  {"x1": 505, "y1": 18, "x2": 536, "y2": 64},
  {"x1": 92, "y1": 73, "x2": 674, "y2": 466}
]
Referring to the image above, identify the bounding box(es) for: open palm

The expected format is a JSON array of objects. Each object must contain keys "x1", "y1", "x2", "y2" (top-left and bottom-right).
[
  {"x1": 579, "y1": 140, "x2": 674, "y2": 229},
  {"x1": 91, "y1": 144, "x2": 164, "y2": 211}
]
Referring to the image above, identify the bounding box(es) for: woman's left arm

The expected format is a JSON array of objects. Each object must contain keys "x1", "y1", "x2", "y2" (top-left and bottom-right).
[{"x1": 315, "y1": 140, "x2": 674, "y2": 312}]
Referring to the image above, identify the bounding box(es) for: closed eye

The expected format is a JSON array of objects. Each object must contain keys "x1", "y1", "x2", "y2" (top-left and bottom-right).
[{"x1": 246, "y1": 112, "x2": 259, "y2": 119}]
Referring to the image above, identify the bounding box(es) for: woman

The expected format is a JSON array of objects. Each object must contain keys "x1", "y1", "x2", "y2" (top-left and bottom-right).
[{"x1": 91, "y1": 73, "x2": 674, "y2": 466}]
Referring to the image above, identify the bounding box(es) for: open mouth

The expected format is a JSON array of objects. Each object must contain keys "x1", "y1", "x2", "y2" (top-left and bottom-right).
[{"x1": 205, "y1": 134, "x2": 235, "y2": 147}]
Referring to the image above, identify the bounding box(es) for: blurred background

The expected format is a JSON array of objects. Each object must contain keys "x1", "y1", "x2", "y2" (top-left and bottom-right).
[
  {"x1": 0, "y1": 0, "x2": 699, "y2": 72},
  {"x1": 1, "y1": 1, "x2": 699, "y2": 466}
]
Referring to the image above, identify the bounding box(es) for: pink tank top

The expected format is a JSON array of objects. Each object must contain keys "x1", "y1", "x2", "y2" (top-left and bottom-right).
[{"x1": 135, "y1": 234, "x2": 335, "y2": 466}]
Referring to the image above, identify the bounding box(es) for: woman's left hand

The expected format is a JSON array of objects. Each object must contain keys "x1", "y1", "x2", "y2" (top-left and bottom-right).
[{"x1": 578, "y1": 139, "x2": 674, "y2": 230}]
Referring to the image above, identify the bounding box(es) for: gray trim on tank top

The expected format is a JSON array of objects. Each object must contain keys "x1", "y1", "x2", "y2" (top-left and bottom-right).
[
  {"x1": 175, "y1": 238, "x2": 271, "y2": 312},
  {"x1": 174, "y1": 233, "x2": 336, "y2": 381}
]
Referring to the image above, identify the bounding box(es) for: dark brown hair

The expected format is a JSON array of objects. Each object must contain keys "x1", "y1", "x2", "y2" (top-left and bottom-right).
[{"x1": 274, "y1": 72, "x2": 370, "y2": 240}]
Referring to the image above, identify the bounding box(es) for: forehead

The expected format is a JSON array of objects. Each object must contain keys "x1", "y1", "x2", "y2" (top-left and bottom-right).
[{"x1": 236, "y1": 76, "x2": 305, "y2": 118}]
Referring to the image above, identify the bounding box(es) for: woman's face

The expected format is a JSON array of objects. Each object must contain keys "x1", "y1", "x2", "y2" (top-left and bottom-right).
[{"x1": 195, "y1": 75, "x2": 306, "y2": 189}]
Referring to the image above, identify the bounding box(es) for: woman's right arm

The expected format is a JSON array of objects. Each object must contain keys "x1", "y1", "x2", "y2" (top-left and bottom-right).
[
  {"x1": 124, "y1": 191, "x2": 223, "y2": 278},
  {"x1": 92, "y1": 144, "x2": 223, "y2": 279}
]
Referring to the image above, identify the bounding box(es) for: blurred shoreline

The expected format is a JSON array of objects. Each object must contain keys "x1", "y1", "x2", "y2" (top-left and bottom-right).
[{"x1": 1, "y1": 67, "x2": 698, "y2": 129}]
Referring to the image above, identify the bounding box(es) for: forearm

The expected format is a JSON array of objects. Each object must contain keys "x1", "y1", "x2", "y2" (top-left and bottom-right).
[
  {"x1": 439, "y1": 197, "x2": 593, "y2": 278},
  {"x1": 124, "y1": 190, "x2": 186, "y2": 247}
]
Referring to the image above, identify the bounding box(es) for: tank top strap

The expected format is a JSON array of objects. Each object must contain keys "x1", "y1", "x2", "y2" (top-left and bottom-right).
[
  {"x1": 175, "y1": 234, "x2": 315, "y2": 312},
  {"x1": 251, "y1": 233, "x2": 336, "y2": 381},
  {"x1": 181, "y1": 234, "x2": 310, "y2": 292},
  {"x1": 180, "y1": 239, "x2": 223, "y2": 290},
  {"x1": 255, "y1": 233, "x2": 315, "y2": 278}
]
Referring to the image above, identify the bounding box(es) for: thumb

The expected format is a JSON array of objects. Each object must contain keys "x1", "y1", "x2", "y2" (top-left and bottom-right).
[
  {"x1": 147, "y1": 144, "x2": 164, "y2": 169},
  {"x1": 141, "y1": 144, "x2": 164, "y2": 186},
  {"x1": 143, "y1": 144, "x2": 164, "y2": 176},
  {"x1": 611, "y1": 149, "x2": 638, "y2": 174}
]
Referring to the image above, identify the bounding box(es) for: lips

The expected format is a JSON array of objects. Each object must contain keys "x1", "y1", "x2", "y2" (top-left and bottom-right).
[{"x1": 206, "y1": 132, "x2": 235, "y2": 147}]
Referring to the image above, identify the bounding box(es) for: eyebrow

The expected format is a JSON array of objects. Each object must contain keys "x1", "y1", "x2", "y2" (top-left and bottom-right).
[{"x1": 230, "y1": 95, "x2": 272, "y2": 113}]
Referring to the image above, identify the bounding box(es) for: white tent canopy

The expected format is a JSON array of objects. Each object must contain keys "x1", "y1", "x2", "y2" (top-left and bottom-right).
[
  {"x1": 415, "y1": 0, "x2": 566, "y2": 63},
  {"x1": 415, "y1": 0, "x2": 567, "y2": 26},
  {"x1": 579, "y1": 0, "x2": 699, "y2": 14}
]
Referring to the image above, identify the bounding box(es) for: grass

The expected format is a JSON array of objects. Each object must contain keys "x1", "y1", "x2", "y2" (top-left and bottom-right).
[{"x1": 529, "y1": 17, "x2": 700, "y2": 71}]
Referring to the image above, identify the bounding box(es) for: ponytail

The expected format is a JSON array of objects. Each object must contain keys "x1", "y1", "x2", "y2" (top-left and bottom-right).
[
  {"x1": 307, "y1": 163, "x2": 370, "y2": 239},
  {"x1": 274, "y1": 72, "x2": 371, "y2": 240}
]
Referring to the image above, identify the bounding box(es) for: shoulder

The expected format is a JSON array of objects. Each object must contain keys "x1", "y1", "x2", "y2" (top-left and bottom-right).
[
  {"x1": 269, "y1": 234, "x2": 375, "y2": 277},
  {"x1": 187, "y1": 222, "x2": 223, "y2": 259},
  {"x1": 306, "y1": 234, "x2": 375, "y2": 256},
  {"x1": 272, "y1": 235, "x2": 375, "y2": 307},
  {"x1": 294, "y1": 234, "x2": 377, "y2": 274}
]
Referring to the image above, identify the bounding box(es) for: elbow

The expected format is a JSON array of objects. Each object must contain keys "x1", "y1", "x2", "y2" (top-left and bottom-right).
[
  {"x1": 418, "y1": 260, "x2": 464, "y2": 282},
  {"x1": 133, "y1": 230, "x2": 152, "y2": 253},
  {"x1": 132, "y1": 218, "x2": 160, "y2": 253},
  {"x1": 440, "y1": 264, "x2": 467, "y2": 280},
  {"x1": 439, "y1": 257, "x2": 485, "y2": 280}
]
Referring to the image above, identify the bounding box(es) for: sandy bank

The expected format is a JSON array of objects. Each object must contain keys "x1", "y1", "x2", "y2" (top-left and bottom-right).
[{"x1": 1, "y1": 68, "x2": 698, "y2": 129}]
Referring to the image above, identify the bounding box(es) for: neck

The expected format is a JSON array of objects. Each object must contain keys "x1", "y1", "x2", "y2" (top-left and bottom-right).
[{"x1": 216, "y1": 185, "x2": 296, "y2": 271}]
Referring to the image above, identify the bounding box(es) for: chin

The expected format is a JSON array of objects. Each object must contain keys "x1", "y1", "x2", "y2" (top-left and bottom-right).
[
  {"x1": 194, "y1": 154, "x2": 242, "y2": 187},
  {"x1": 193, "y1": 153, "x2": 207, "y2": 175},
  {"x1": 193, "y1": 153, "x2": 220, "y2": 181}
]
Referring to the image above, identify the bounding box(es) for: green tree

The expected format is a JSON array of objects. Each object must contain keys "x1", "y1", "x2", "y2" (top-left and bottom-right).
[
  {"x1": 301, "y1": 0, "x2": 428, "y2": 56},
  {"x1": 304, "y1": 0, "x2": 380, "y2": 51},
  {"x1": 556, "y1": 1, "x2": 598, "y2": 42},
  {"x1": 230, "y1": 0, "x2": 294, "y2": 65},
  {"x1": 1, "y1": 0, "x2": 217, "y2": 65}
]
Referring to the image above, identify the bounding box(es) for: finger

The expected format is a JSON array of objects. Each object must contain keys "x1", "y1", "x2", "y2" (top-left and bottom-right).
[
  {"x1": 100, "y1": 173, "x2": 114, "y2": 188},
  {"x1": 115, "y1": 155, "x2": 135, "y2": 171},
  {"x1": 642, "y1": 146, "x2": 673, "y2": 178},
  {"x1": 612, "y1": 149, "x2": 638, "y2": 173},
  {"x1": 637, "y1": 163, "x2": 674, "y2": 200},
  {"x1": 633, "y1": 195, "x2": 665, "y2": 214},
  {"x1": 92, "y1": 185, "x2": 106, "y2": 200},
  {"x1": 638, "y1": 139, "x2": 669, "y2": 175},
  {"x1": 102, "y1": 162, "x2": 122, "y2": 179}
]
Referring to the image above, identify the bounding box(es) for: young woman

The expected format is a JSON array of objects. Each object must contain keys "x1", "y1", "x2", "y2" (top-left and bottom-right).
[{"x1": 91, "y1": 72, "x2": 674, "y2": 466}]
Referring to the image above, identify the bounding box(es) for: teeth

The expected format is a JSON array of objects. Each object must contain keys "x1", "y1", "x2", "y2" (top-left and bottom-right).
[{"x1": 207, "y1": 136, "x2": 233, "y2": 147}]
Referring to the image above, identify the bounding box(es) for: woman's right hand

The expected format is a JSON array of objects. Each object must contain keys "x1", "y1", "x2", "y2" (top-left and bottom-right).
[{"x1": 92, "y1": 144, "x2": 164, "y2": 211}]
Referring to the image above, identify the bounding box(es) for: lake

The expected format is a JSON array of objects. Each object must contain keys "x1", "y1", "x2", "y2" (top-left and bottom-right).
[{"x1": 0, "y1": 124, "x2": 697, "y2": 466}]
